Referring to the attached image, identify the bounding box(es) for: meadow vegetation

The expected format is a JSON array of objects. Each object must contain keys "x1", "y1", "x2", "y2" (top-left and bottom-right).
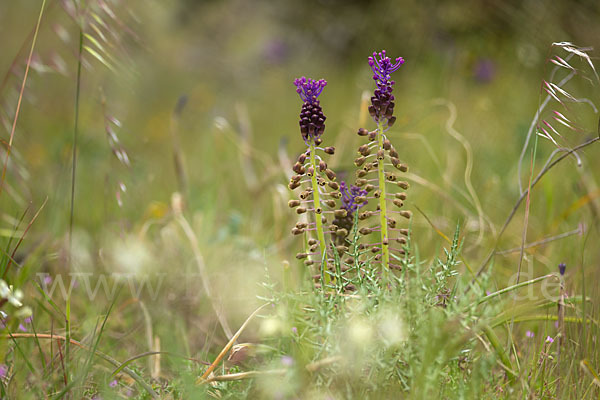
[{"x1": 1, "y1": 1, "x2": 600, "y2": 398}]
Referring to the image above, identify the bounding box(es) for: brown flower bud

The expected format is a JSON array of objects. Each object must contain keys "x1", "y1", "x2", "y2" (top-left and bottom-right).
[
  {"x1": 306, "y1": 166, "x2": 315, "y2": 177},
  {"x1": 288, "y1": 199, "x2": 301, "y2": 208},
  {"x1": 397, "y1": 181, "x2": 410, "y2": 189},
  {"x1": 358, "y1": 211, "x2": 373, "y2": 220},
  {"x1": 387, "y1": 219, "x2": 396, "y2": 228},
  {"x1": 364, "y1": 184, "x2": 375, "y2": 192},
  {"x1": 296, "y1": 207, "x2": 307, "y2": 214},
  {"x1": 291, "y1": 175, "x2": 302, "y2": 184},
  {"x1": 324, "y1": 199, "x2": 336, "y2": 208},
  {"x1": 377, "y1": 149, "x2": 385, "y2": 160},
  {"x1": 356, "y1": 170, "x2": 367, "y2": 178},
  {"x1": 296, "y1": 222, "x2": 308, "y2": 229},
  {"x1": 315, "y1": 207, "x2": 322, "y2": 214},
  {"x1": 358, "y1": 244, "x2": 367, "y2": 250},
  {"x1": 368, "y1": 105, "x2": 376, "y2": 117},
  {"x1": 374, "y1": 254, "x2": 382, "y2": 261},
  {"x1": 393, "y1": 199, "x2": 404, "y2": 208},
  {"x1": 383, "y1": 139, "x2": 391, "y2": 150},
  {"x1": 325, "y1": 169, "x2": 336, "y2": 181},
  {"x1": 308, "y1": 238, "x2": 317, "y2": 246},
  {"x1": 304, "y1": 260, "x2": 314, "y2": 266},
  {"x1": 400, "y1": 210, "x2": 412, "y2": 219},
  {"x1": 355, "y1": 179, "x2": 367, "y2": 186},
  {"x1": 357, "y1": 128, "x2": 369, "y2": 136},
  {"x1": 358, "y1": 144, "x2": 370, "y2": 156},
  {"x1": 309, "y1": 244, "x2": 318, "y2": 253},
  {"x1": 368, "y1": 131, "x2": 377, "y2": 141},
  {"x1": 396, "y1": 163, "x2": 408, "y2": 172},
  {"x1": 371, "y1": 246, "x2": 381, "y2": 253},
  {"x1": 355, "y1": 196, "x2": 366, "y2": 203},
  {"x1": 319, "y1": 160, "x2": 327, "y2": 172},
  {"x1": 317, "y1": 178, "x2": 326, "y2": 186},
  {"x1": 298, "y1": 153, "x2": 307, "y2": 164},
  {"x1": 386, "y1": 172, "x2": 397, "y2": 181},
  {"x1": 292, "y1": 162, "x2": 305, "y2": 174},
  {"x1": 334, "y1": 209, "x2": 348, "y2": 218},
  {"x1": 399, "y1": 228, "x2": 409, "y2": 236},
  {"x1": 299, "y1": 190, "x2": 311, "y2": 199},
  {"x1": 389, "y1": 147, "x2": 399, "y2": 158},
  {"x1": 335, "y1": 228, "x2": 348, "y2": 237},
  {"x1": 359, "y1": 227, "x2": 373, "y2": 235},
  {"x1": 396, "y1": 237, "x2": 407, "y2": 244},
  {"x1": 374, "y1": 190, "x2": 381, "y2": 198},
  {"x1": 396, "y1": 192, "x2": 407, "y2": 200},
  {"x1": 387, "y1": 116, "x2": 396, "y2": 127},
  {"x1": 288, "y1": 181, "x2": 300, "y2": 190},
  {"x1": 329, "y1": 224, "x2": 338, "y2": 231},
  {"x1": 328, "y1": 181, "x2": 339, "y2": 190},
  {"x1": 296, "y1": 253, "x2": 308, "y2": 259},
  {"x1": 354, "y1": 156, "x2": 366, "y2": 167},
  {"x1": 336, "y1": 245, "x2": 349, "y2": 253},
  {"x1": 291, "y1": 228, "x2": 303, "y2": 235},
  {"x1": 324, "y1": 146, "x2": 335, "y2": 154},
  {"x1": 329, "y1": 191, "x2": 342, "y2": 198}
]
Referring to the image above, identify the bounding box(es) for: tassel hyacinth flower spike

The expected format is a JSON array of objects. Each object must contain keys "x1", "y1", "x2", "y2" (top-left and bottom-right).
[
  {"x1": 288, "y1": 77, "x2": 343, "y2": 286},
  {"x1": 354, "y1": 51, "x2": 412, "y2": 277}
]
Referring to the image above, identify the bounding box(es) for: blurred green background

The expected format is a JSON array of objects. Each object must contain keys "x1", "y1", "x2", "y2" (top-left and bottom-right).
[{"x1": 1, "y1": 0, "x2": 600, "y2": 372}]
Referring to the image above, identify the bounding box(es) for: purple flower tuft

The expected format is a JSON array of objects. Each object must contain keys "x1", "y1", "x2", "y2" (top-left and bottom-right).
[
  {"x1": 558, "y1": 263, "x2": 566, "y2": 276},
  {"x1": 545, "y1": 335, "x2": 554, "y2": 344},
  {"x1": 109, "y1": 379, "x2": 118, "y2": 388},
  {"x1": 526, "y1": 330, "x2": 534, "y2": 338},
  {"x1": 294, "y1": 77, "x2": 327, "y2": 103},
  {"x1": 294, "y1": 77, "x2": 328, "y2": 145},
  {"x1": 340, "y1": 181, "x2": 368, "y2": 214},
  {"x1": 367, "y1": 50, "x2": 404, "y2": 123},
  {"x1": 368, "y1": 50, "x2": 404, "y2": 93}
]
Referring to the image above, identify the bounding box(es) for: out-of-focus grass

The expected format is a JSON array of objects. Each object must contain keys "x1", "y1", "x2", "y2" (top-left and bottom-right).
[{"x1": 0, "y1": 0, "x2": 599, "y2": 398}]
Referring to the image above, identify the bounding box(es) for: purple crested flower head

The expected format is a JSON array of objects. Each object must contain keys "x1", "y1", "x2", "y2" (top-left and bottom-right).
[
  {"x1": 340, "y1": 181, "x2": 368, "y2": 214},
  {"x1": 367, "y1": 50, "x2": 404, "y2": 124},
  {"x1": 294, "y1": 77, "x2": 327, "y2": 104},
  {"x1": 294, "y1": 77, "x2": 328, "y2": 145},
  {"x1": 368, "y1": 50, "x2": 404, "y2": 94}
]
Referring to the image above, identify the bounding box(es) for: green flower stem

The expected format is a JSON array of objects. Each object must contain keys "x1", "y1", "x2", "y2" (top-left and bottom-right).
[
  {"x1": 309, "y1": 142, "x2": 330, "y2": 285},
  {"x1": 376, "y1": 121, "x2": 390, "y2": 278}
]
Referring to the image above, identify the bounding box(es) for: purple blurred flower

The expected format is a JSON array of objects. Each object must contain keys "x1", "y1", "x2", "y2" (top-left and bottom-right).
[
  {"x1": 44, "y1": 275, "x2": 53, "y2": 285},
  {"x1": 474, "y1": 58, "x2": 495, "y2": 83},
  {"x1": 291, "y1": 326, "x2": 298, "y2": 335},
  {"x1": 526, "y1": 330, "x2": 534, "y2": 338},
  {"x1": 294, "y1": 77, "x2": 327, "y2": 145},
  {"x1": 280, "y1": 355, "x2": 294, "y2": 367},
  {"x1": 109, "y1": 379, "x2": 118, "y2": 388},
  {"x1": 545, "y1": 336, "x2": 554, "y2": 344},
  {"x1": 18, "y1": 323, "x2": 27, "y2": 332},
  {"x1": 0, "y1": 364, "x2": 8, "y2": 378},
  {"x1": 340, "y1": 181, "x2": 368, "y2": 214},
  {"x1": 558, "y1": 263, "x2": 566, "y2": 276},
  {"x1": 24, "y1": 315, "x2": 33, "y2": 324}
]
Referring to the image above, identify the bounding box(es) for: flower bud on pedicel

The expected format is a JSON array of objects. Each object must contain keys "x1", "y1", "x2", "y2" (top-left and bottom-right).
[{"x1": 331, "y1": 181, "x2": 368, "y2": 245}]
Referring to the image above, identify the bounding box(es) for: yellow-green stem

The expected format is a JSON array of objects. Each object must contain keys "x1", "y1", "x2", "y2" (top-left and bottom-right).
[
  {"x1": 309, "y1": 142, "x2": 330, "y2": 285},
  {"x1": 376, "y1": 122, "x2": 390, "y2": 278}
]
